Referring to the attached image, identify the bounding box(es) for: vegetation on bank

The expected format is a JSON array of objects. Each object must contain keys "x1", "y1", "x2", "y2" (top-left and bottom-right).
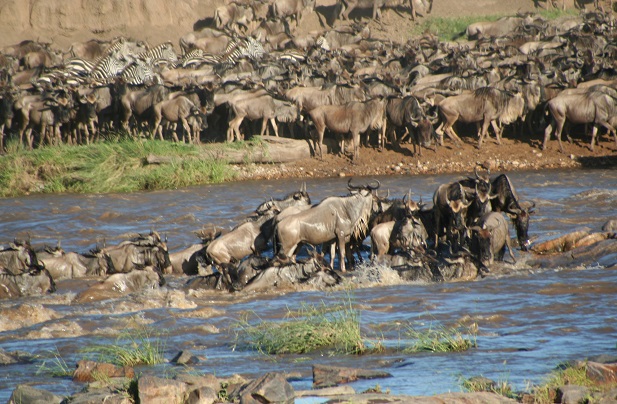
[
  {"x1": 0, "y1": 136, "x2": 254, "y2": 197},
  {"x1": 410, "y1": 8, "x2": 577, "y2": 41}
]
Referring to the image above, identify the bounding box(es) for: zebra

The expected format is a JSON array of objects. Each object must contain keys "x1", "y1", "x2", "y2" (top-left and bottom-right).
[
  {"x1": 136, "y1": 42, "x2": 178, "y2": 64},
  {"x1": 179, "y1": 49, "x2": 221, "y2": 68},
  {"x1": 89, "y1": 52, "x2": 130, "y2": 82},
  {"x1": 214, "y1": 36, "x2": 265, "y2": 75},
  {"x1": 64, "y1": 57, "x2": 96, "y2": 77},
  {"x1": 120, "y1": 59, "x2": 156, "y2": 85}
]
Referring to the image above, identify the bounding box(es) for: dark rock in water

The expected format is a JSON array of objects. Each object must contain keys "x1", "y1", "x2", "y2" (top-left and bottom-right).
[
  {"x1": 9, "y1": 385, "x2": 63, "y2": 404},
  {"x1": 73, "y1": 360, "x2": 135, "y2": 382},
  {"x1": 0, "y1": 348, "x2": 34, "y2": 365},
  {"x1": 556, "y1": 385, "x2": 590, "y2": 404},
  {"x1": 67, "y1": 387, "x2": 132, "y2": 404},
  {"x1": 602, "y1": 219, "x2": 617, "y2": 232},
  {"x1": 312, "y1": 364, "x2": 392, "y2": 388},
  {"x1": 171, "y1": 350, "x2": 200, "y2": 366},
  {"x1": 233, "y1": 372, "x2": 295, "y2": 403}
]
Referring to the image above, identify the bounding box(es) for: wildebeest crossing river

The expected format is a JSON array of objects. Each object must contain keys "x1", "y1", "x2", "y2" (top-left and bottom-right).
[{"x1": 0, "y1": 168, "x2": 616, "y2": 400}]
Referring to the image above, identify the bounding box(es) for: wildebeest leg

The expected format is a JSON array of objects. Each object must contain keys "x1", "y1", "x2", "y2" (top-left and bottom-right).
[
  {"x1": 444, "y1": 123, "x2": 463, "y2": 146},
  {"x1": 269, "y1": 118, "x2": 279, "y2": 137},
  {"x1": 553, "y1": 116, "x2": 566, "y2": 153},
  {"x1": 337, "y1": 231, "x2": 347, "y2": 272},
  {"x1": 181, "y1": 116, "x2": 191, "y2": 143},
  {"x1": 491, "y1": 120, "x2": 502, "y2": 145},
  {"x1": 542, "y1": 119, "x2": 554, "y2": 151}
]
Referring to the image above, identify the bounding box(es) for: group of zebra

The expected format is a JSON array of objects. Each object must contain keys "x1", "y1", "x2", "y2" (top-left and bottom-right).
[{"x1": 35, "y1": 35, "x2": 266, "y2": 89}]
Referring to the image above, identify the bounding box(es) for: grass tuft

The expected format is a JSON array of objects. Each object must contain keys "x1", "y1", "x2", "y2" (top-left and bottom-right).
[
  {"x1": 36, "y1": 348, "x2": 73, "y2": 377},
  {"x1": 403, "y1": 321, "x2": 477, "y2": 353},
  {"x1": 83, "y1": 321, "x2": 165, "y2": 367},
  {"x1": 234, "y1": 294, "x2": 372, "y2": 355},
  {"x1": 460, "y1": 374, "x2": 517, "y2": 399},
  {"x1": 529, "y1": 362, "x2": 617, "y2": 404}
]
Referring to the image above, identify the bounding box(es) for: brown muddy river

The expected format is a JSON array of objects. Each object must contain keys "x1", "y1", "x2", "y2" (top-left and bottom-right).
[{"x1": 0, "y1": 168, "x2": 616, "y2": 400}]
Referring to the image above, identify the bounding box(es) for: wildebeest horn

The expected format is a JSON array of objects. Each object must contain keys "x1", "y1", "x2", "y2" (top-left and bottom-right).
[
  {"x1": 164, "y1": 233, "x2": 168, "y2": 243},
  {"x1": 367, "y1": 180, "x2": 380, "y2": 190},
  {"x1": 347, "y1": 178, "x2": 361, "y2": 190},
  {"x1": 474, "y1": 166, "x2": 480, "y2": 180}
]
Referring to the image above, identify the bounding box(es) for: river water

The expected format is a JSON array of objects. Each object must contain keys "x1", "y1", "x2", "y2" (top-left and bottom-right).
[{"x1": 0, "y1": 169, "x2": 616, "y2": 401}]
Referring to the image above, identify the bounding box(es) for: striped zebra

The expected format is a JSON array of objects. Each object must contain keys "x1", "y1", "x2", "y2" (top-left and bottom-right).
[
  {"x1": 137, "y1": 42, "x2": 178, "y2": 64},
  {"x1": 120, "y1": 59, "x2": 156, "y2": 85},
  {"x1": 214, "y1": 36, "x2": 265, "y2": 74},
  {"x1": 64, "y1": 57, "x2": 96, "y2": 77},
  {"x1": 89, "y1": 52, "x2": 129, "y2": 82},
  {"x1": 179, "y1": 49, "x2": 220, "y2": 68}
]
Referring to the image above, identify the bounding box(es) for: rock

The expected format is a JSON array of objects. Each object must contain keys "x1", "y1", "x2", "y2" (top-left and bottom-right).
[
  {"x1": 597, "y1": 387, "x2": 617, "y2": 403},
  {"x1": 312, "y1": 364, "x2": 392, "y2": 388},
  {"x1": 557, "y1": 385, "x2": 590, "y2": 403},
  {"x1": 68, "y1": 389, "x2": 132, "y2": 404},
  {"x1": 185, "y1": 386, "x2": 218, "y2": 404},
  {"x1": 585, "y1": 361, "x2": 617, "y2": 384},
  {"x1": 320, "y1": 392, "x2": 516, "y2": 403},
  {"x1": 73, "y1": 360, "x2": 135, "y2": 382},
  {"x1": 171, "y1": 350, "x2": 200, "y2": 366},
  {"x1": 234, "y1": 372, "x2": 294, "y2": 404},
  {"x1": 602, "y1": 219, "x2": 617, "y2": 232},
  {"x1": 0, "y1": 348, "x2": 34, "y2": 365},
  {"x1": 295, "y1": 385, "x2": 356, "y2": 397},
  {"x1": 8, "y1": 385, "x2": 63, "y2": 404},
  {"x1": 138, "y1": 375, "x2": 189, "y2": 404},
  {"x1": 174, "y1": 373, "x2": 220, "y2": 391}
]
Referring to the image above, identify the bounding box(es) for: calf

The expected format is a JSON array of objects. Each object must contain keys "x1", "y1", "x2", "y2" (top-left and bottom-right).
[
  {"x1": 433, "y1": 182, "x2": 472, "y2": 251},
  {"x1": 470, "y1": 212, "x2": 516, "y2": 267},
  {"x1": 153, "y1": 96, "x2": 207, "y2": 143}
]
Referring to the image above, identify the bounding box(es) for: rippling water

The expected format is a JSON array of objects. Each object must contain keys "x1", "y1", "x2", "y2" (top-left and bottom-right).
[{"x1": 0, "y1": 169, "x2": 616, "y2": 401}]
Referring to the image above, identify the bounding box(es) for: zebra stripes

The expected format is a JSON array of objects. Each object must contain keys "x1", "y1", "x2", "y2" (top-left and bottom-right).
[
  {"x1": 89, "y1": 53, "x2": 130, "y2": 81},
  {"x1": 120, "y1": 59, "x2": 156, "y2": 85}
]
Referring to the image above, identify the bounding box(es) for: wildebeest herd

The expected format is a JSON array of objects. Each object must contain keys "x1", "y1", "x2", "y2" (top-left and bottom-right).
[
  {"x1": 0, "y1": 171, "x2": 535, "y2": 299},
  {"x1": 1, "y1": 2, "x2": 617, "y2": 157}
]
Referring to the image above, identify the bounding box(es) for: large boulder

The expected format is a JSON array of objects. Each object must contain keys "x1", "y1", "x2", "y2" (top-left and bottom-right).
[{"x1": 8, "y1": 385, "x2": 63, "y2": 404}]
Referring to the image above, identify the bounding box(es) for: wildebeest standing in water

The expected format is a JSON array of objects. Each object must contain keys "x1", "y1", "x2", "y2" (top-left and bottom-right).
[
  {"x1": 275, "y1": 179, "x2": 380, "y2": 272},
  {"x1": 0, "y1": 239, "x2": 39, "y2": 275},
  {"x1": 470, "y1": 212, "x2": 517, "y2": 267}
]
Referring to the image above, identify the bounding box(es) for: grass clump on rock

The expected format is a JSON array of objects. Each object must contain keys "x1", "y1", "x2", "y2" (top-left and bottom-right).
[{"x1": 234, "y1": 295, "x2": 371, "y2": 355}]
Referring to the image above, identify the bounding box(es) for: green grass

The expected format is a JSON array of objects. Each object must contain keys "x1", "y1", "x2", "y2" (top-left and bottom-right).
[
  {"x1": 460, "y1": 374, "x2": 517, "y2": 399},
  {"x1": 0, "y1": 136, "x2": 238, "y2": 197},
  {"x1": 36, "y1": 348, "x2": 73, "y2": 377},
  {"x1": 403, "y1": 321, "x2": 477, "y2": 353},
  {"x1": 410, "y1": 9, "x2": 577, "y2": 41},
  {"x1": 234, "y1": 294, "x2": 373, "y2": 355},
  {"x1": 83, "y1": 322, "x2": 166, "y2": 367},
  {"x1": 530, "y1": 362, "x2": 617, "y2": 404}
]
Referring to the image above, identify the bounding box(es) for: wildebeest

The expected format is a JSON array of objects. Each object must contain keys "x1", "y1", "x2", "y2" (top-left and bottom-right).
[
  {"x1": 255, "y1": 183, "x2": 311, "y2": 216},
  {"x1": 0, "y1": 240, "x2": 39, "y2": 275},
  {"x1": 270, "y1": 0, "x2": 316, "y2": 26},
  {"x1": 436, "y1": 87, "x2": 525, "y2": 148},
  {"x1": 38, "y1": 248, "x2": 114, "y2": 280},
  {"x1": 470, "y1": 212, "x2": 517, "y2": 267},
  {"x1": 205, "y1": 207, "x2": 280, "y2": 284},
  {"x1": 370, "y1": 215, "x2": 428, "y2": 260},
  {"x1": 74, "y1": 266, "x2": 165, "y2": 303},
  {"x1": 152, "y1": 96, "x2": 207, "y2": 143},
  {"x1": 169, "y1": 227, "x2": 222, "y2": 275},
  {"x1": 490, "y1": 174, "x2": 535, "y2": 251},
  {"x1": 104, "y1": 231, "x2": 172, "y2": 274},
  {"x1": 284, "y1": 84, "x2": 366, "y2": 113},
  {"x1": 335, "y1": 0, "x2": 429, "y2": 20},
  {"x1": 227, "y1": 94, "x2": 299, "y2": 142},
  {"x1": 432, "y1": 182, "x2": 472, "y2": 251},
  {"x1": 214, "y1": 2, "x2": 255, "y2": 33},
  {"x1": 0, "y1": 265, "x2": 56, "y2": 299},
  {"x1": 0, "y1": 88, "x2": 16, "y2": 152},
  {"x1": 308, "y1": 98, "x2": 386, "y2": 161},
  {"x1": 464, "y1": 16, "x2": 530, "y2": 40},
  {"x1": 457, "y1": 168, "x2": 495, "y2": 228},
  {"x1": 543, "y1": 87, "x2": 617, "y2": 152},
  {"x1": 242, "y1": 254, "x2": 340, "y2": 293},
  {"x1": 275, "y1": 179, "x2": 380, "y2": 272},
  {"x1": 384, "y1": 95, "x2": 435, "y2": 155}
]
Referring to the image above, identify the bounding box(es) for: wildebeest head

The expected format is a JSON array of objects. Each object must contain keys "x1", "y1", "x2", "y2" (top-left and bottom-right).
[
  {"x1": 0, "y1": 239, "x2": 39, "y2": 274},
  {"x1": 86, "y1": 247, "x2": 115, "y2": 276},
  {"x1": 22, "y1": 265, "x2": 56, "y2": 295},
  {"x1": 470, "y1": 225, "x2": 493, "y2": 266},
  {"x1": 255, "y1": 182, "x2": 311, "y2": 215},
  {"x1": 507, "y1": 201, "x2": 535, "y2": 251}
]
